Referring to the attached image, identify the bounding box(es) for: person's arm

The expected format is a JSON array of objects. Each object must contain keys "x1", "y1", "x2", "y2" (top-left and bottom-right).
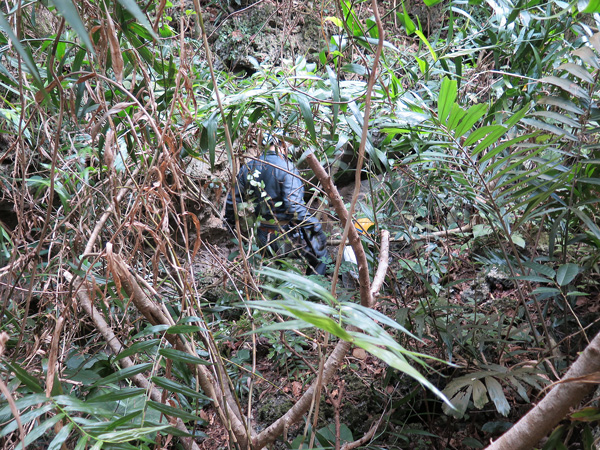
[
  {"x1": 282, "y1": 165, "x2": 322, "y2": 232},
  {"x1": 225, "y1": 165, "x2": 248, "y2": 227}
]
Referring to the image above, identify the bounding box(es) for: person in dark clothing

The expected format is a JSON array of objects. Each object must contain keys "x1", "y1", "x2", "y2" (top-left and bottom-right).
[{"x1": 225, "y1": 132, "x2": 328, "y2": 275}]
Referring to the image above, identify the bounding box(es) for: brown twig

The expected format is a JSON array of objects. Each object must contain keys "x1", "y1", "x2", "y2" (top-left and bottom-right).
[{"x1": 63, "y1": 270, "x2": 201, "y2": 450}]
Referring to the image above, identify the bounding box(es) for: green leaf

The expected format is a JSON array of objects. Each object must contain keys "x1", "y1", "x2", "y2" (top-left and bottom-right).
[
  {"x1": 571, "y1": 208, "x2": 600, "y2": 240},
  {"x1": 539, "y1": 76, "x2": 590, "y2": 100},
  {"x1": 472, "y1": 379, "x2": 489, "y2": 409},
  {"x1": 324, "y1": 16, "x2": 343, "y2": 28},
  {"x1": 507, "y1": 376, "x2": 530, "y2": 402},
  {"x1": 117, "y1": 0, "x2": 158, "y2": 38},
  {"x1": 151, "y1": 376, "x2": 212, "y2": 401},
  {"x1": 0, "y1": 12, "x2": 42, "y2": 86},
  {"x1": 511, "y1": 234, "x2": 526, "y2": 248},
  {"x1": 396, "y1": 4, "x2": 416, "y2": 34},
  {"x1": 416, "y1": 29, "x2": 437, "y2": 61},
  {"x1": 0, "y1": 393, "x2": 48, "y2": 423},
  {"x1": 579, "y1": 0, "x2": 600, "y2": 13},
  {"x1": 443, "y1": 386, "x2": 472, "y2": 418},
  {"x1": 454, "y1": 103, "x2": 488, "y2": 138},
  {"x1": 167, "y1": 324, "x2": 208, "y2": 334},
  {"x1": 74, "y1": 436, "x2": 89, "y2": 450},
  {"x1": 158, "y1": 348, "x2": 212, "y2": 365},
  {"x1": 533, "y1": 286, "x2": 561, "y2": 296},
  {"x1": 17, "y1": 413, "x2": 65, "y2": 449},
  {"x1": 49, "y1": 0, "x2": 94, "y2": 52},
  {"x1": 0, "y1": 404, "x2": 54, "y2": 438},
  {"x1": 96, "y1": 425, "x2": 172, "y2": 443},
  {"x1": 296, "y1": 94, "x2": 316, "y2": 143},
  {"x1": 529, "y1": 111, "x2": 581, "y2": 128},
  {"x1": 7, "y1": 362, "x2": 43, "y2": 393},
  {"x1": 53, "y1": 395, "x2": 114, "y2": 416},
  {"x1": 47, "y1": 422, "x2": 73, "y2": 450},
  {"x1": 522, "y1": 261, "x2": 556, "y2": 279},
  {"x1": 88, "y1": 388, "x2": 146, "y2": 403},
  {"x1": 557, "y1": 63, "x2": 594, "y2": 83},
  {"x1": 473, "y1": 224, "x2": 493, "y2": 238},
  {"x1": 438, "y1": 78, "x2": 457, "y2": 124},
  {"x1": 537, "y1": 96, "x2": 584, "y2": 115},
  {"x1": 114, "y1": 339, "x2": 160, "y2": 362},
  {"x1": 556, "y1": 263, "x2": 579, "y2": 286},
  {"x1": 147, "y1": 400, "x2": 204, "y2": 423},
  {"x1": 92, "y1": 363, "x2": 153, "y2": 387},
  {"x1": 520, "y1": 118, "x2": 577, "y2": 141},
  {"x1": 573, "y1": 46, "x2": 600, "y2": 69},
  {"x1": 485, "y1": 377, "x2": 510, "y2": 416}
]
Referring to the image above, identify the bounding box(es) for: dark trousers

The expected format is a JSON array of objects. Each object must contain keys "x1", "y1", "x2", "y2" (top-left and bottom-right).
[{"x1": 257, "y1": 226, "x2": 327, "y2": 275}]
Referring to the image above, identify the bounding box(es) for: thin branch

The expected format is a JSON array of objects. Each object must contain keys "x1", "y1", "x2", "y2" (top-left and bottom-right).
[{"x1": 63, "y1": 270, "x2": 201, "y2": 450}]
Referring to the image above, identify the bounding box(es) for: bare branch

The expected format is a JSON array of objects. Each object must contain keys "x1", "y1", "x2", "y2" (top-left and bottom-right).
[{"x1": 64, "y1": 270, "x2": 201, "y2": 450}]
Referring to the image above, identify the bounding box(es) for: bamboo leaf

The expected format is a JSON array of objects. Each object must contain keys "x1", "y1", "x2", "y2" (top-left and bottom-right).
[
  {"x1": 0, "y1": 404, "x2": 54, "y2": 438},
  {"x1": 166, "y1": 324, "x2": 208, "y2": 334},
  {"x1": 49, "y1": 0, "x2": 94, "y2": 52},
  {"x1": 7, "y1": 362, "x2": 43, "y2": 393},
  {"x1": 147, "y1": 400, "x2": 204, "y2": 422},
  {"x1": 91, "y1": 363, "x2": 153, "y2": 387},
  {"x1": 0, "y1": 11, "x2": 42, "y2": 86},
  {"x1": 17, "y1": 413, "x2": 65, "y2": 449},
  {"x1": 88, "y1": 388, "x2": 146, "y2": 403},
  {"x1": 537, "y1": 96, "x2": 584, "y2": 115},
  {"x1": 117, "y1": 0, "x2": 157, "y2": 38},
  {"x1": 158, "y1": 348, "x2": 212, "y2": 365},
  {"x1": 96, "y1": 425, "x2": 172, "y2": 442},
  {"x1": 104, "y1": 5, "x2": 124, "y2": 83},
  {"x1": 47, "y1": 422, "x2": 74, "y2": 450},
  {"x1": 53, "y1": 395, "x2": 114, "y2": 416},
  {"x1": 529, "y1": 111, "x2": 581, "y2": 128},
  {"x1": 539, "y1": 76, "x2": 590, "y2": 100},
  {"x1": 557, "y1": 63, "x2": 594, "y2": 83},
  {"x1": 296, "y1": 94, "x2": 316, "y2": 142},
  {"x1": 151, "y1": 376, "x2": 212, "y2": 401},
  {"x1": 113, "y1": 339, "x2": 160, "y2": 362},
  {"x1": 556, "y1": 263, "x2": 579, "y2": 286},
  {"x1": 573, "y1": 46, "x2": 600, "y2": 69},
  {"x1": 520, "y1": 118, "x2": 577, "y2": 141}
]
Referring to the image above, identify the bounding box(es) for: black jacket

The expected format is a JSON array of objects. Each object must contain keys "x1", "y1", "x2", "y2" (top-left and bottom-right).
[{"x1": 225, "y1": 150, "x2": 322, "y2": 232}]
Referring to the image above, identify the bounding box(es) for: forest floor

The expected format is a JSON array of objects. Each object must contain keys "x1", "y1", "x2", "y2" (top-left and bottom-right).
[{"x1": 181, "y1": 201, "x2": 600, "y2": 449}]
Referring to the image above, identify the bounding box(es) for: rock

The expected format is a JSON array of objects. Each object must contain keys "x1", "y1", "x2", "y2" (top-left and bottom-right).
[
  {"x1": 485, "y1": 266, "x2": 514, "y2": 291},
  {"x1": 461, "y1": 273, "x2": 491, "y2": 303}
]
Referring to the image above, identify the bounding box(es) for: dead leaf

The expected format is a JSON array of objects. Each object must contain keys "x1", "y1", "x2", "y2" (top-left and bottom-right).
[
  {"x1": 105, "y1": 6, "x2": 124, "y2": 83},
  {"x1": 352, "y1": 347, "x2": 367, "y2": 360},
  {"x1": 291, "y1": 381, "x2": 302, "y2": 398}
]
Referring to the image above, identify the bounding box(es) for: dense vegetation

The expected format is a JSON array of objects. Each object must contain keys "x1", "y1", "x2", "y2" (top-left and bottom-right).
[{"x1": 0, "y1": 0, "x2": 599, "y2": 449}]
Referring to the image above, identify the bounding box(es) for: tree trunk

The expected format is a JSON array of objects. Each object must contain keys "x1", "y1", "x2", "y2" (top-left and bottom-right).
[{"x1": 487, "y1": 329, "x2": 600, "y2": 449}]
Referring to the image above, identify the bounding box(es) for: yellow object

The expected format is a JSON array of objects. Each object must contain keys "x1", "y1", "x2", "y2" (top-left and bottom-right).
[{"x1": 354, "y1": 218, "x2": 374, "y2": 234}]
